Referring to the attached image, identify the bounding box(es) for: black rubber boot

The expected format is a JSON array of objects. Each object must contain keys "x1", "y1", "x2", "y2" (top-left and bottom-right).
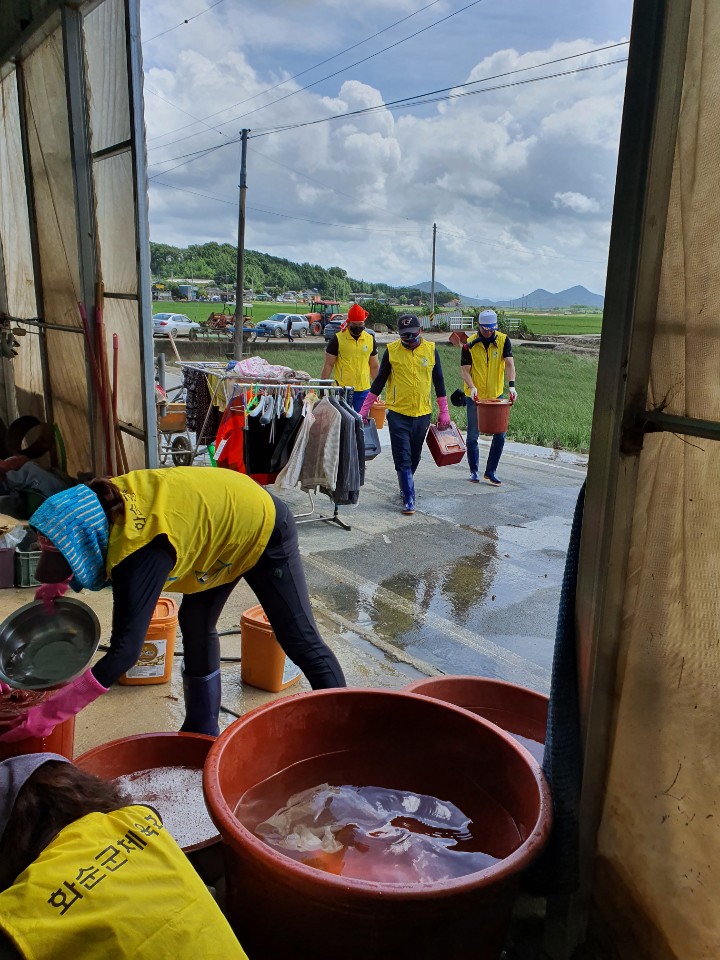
[{"x1": 179, "y1": 668, "x2": 222, "y2": 736}]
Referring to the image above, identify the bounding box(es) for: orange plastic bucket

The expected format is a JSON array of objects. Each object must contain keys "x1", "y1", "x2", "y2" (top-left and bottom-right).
[
  {"x1": 119, "y1": 596, "x2": 178, "y2": 686},
  {"x1": 369, "y1": 399, "x2": 387, "y2": 429},
  {"x1": 240, "y1": 604, "x2": 301, "y2": 693},
  {"x1": 476, "y1": 398, "x2": 512, "y2": 434},
  {"x1": 0, "y1": 689, "x2": 75, "y2": 760}
]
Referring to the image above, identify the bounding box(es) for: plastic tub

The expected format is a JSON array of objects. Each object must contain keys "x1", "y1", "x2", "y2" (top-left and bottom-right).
[
  {"x1": 240, "y1": 604, "x2": 301, "y2": 693},
  {"x1": 203, "y1": 689, "x2": 552, "y2": 960},
  {"x1": 405, "y1": 676, "x2": 548, "y2": 764},
  {"x1": 0, "y1": 689, "x2": 75, "y2": 760},
  {"x1": 369, "y1": 399, "x2": 387, "y2": 429},
  {"x1": 75, "y1": 732, "x2": 222, "y2": 884},
  {"x1": 118, "y1": 597, "x2": 178, "y2": 686},
  {"x1": 476, "y1": 398, "x2": 512, "y2": 435}
]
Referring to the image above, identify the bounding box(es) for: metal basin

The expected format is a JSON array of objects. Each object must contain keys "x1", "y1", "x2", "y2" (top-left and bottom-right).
[{"x1": 0, "y1": 598, "x2": 101, "y2": 690}]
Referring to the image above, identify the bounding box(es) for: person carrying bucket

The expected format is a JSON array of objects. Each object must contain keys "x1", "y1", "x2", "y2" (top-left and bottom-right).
[
  {"x1": 0, "y1": 469, "x2": 346, "y2": 744},
  {"x1": 358, "y1": 314, "x2": 451, "y2": 515},
  {"x1": 320, "y1": 303, "x2": 379, "y2": 413},
  {"x1": 460, "y1": 309, "x2": 517, "y2": 486},
  {"x1": 0, "y1": 753, "x2": 248, "y2": 959}
]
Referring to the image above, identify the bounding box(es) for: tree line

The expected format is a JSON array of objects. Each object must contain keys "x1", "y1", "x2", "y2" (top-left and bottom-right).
[{"x1": 149, "y1": 241, "x2": 459, "y2": 305}]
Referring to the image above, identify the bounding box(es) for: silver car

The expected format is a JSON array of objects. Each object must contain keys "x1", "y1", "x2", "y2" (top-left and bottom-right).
[
  {"x1": 152, "y1": 313, "x2": 202, "y2": 339},
  {"x1": 254, "y1": 313, "x2": 310, "y2": 338}
]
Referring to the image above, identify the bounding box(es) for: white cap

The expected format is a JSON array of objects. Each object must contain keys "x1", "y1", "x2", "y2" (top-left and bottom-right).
[{"x1": 478, "y1": 309, "x2": 498, "y2": 328}]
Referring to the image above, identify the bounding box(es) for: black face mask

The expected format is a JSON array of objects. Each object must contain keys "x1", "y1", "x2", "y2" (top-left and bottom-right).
[{"x1": 348, "y1": 324, "x2": 365, "y2": 339}]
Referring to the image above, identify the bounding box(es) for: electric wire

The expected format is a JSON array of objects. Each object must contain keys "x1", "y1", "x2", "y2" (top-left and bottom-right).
[
  {"x1": 146, "y1": 0, "x2": 445, "y2": 145},
  {"x1": 145, "y1": 86, "x2": 234, "y2": 141},
  {"x1": 143, "y1": 0, "x2": 227, "y2": 44},
  {"x1": 148, "y1": 53, "x2": 628, "y2": 177}
]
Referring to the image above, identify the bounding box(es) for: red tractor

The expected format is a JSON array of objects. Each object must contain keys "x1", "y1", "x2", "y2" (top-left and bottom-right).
[{"x1": 305, "y1": 299, "x2": 343, "y2": 335}]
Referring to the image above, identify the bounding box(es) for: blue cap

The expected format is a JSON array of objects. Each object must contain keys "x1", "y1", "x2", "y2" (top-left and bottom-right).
[{"x1": 478, "y1": 309, "x2": 498, "y2": 329}]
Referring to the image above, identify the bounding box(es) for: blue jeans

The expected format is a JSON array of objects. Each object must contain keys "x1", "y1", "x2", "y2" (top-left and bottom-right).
[
  {"x1": 466, "y1": 396, "x2": 506, "y2": 474},
  {"x1": 387, "y1": 410, "x2": 431, "y2": 473},
  {"x1": 352, "y1": 390, "x2": 368, "y2": 413}
]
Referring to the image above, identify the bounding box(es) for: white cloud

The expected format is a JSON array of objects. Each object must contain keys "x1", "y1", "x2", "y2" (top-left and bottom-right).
[
  {"x1": 141, "y1": 2, "x2": 632, "y2": 297},
  {"x1": 553, "y1": 191, "x2": 601, "y2": 214}
]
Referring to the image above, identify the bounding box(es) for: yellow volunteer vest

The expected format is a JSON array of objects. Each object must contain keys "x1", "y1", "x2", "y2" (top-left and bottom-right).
[
  {"x1": 385, "y1": 338, "x2": 436, "y2": 417},
  {"x1": 0, "y1": 805, "x2": 248, "y2": 960},
  {"x1": 106, "y1": 468, "x2": 276, "y2": 593},
  {"x1": 463, "y1": 332, "x2": 508, "y2": 399},
  {"x1": 332, "y1": 328, "x2": 375, "y2": 391}
]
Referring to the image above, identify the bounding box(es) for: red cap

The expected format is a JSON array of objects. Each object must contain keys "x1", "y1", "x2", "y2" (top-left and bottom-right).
[{"x1": 347, "y1": 304, "x2": 368, "y2": 324}]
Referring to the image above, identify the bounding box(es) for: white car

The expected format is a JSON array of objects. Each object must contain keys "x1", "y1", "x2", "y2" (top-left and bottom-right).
[
  {"x1": 153, "y1": 313, "x2": 202, "y2": 339},
  {"x1": 254, "y1": 313, "x2": 310, "y2": 338}
]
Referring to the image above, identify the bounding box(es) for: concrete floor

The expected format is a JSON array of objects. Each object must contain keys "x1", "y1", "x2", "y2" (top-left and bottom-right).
[{"x1": 0, "y1": 428, "x2": 585, "y2": 757}]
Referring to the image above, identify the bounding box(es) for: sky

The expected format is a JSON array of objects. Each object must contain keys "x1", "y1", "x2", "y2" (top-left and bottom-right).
[{"x1": 141, "y1": 0, "x2": 635, "y2": 300}]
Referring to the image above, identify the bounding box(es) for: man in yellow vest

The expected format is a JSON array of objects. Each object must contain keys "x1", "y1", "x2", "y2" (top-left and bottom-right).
[
  {"x1": 460, "y1": 309, "x2": 517, "y2": 486},
  {"x1": 0, "y1": 469, "x2": 346, "y2": 745},
  {"x1": 359, "y1": 314, "x2": 451, "y2": 515},
  {"x1": 320, "y1": 303, "x2": 379, "y2": 412}
]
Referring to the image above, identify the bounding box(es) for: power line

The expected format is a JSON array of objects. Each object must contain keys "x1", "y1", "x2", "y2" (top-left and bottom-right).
[
  {"x1": 143, "y1": 0, "x2": 227, "y2": 44},
  {"x1": 251, "y1": 58, "x2": 628, "y2": 139},
  {"x1": 150, "y1": 179, "x2": 424, "y2": 234},
  {"x1": 148, "y1": 50, "x2": 628, "y2": 177},
  {"x1": 146, "y1": 0, "x2": 445, "y2": 146},
  {"x1": 145, "y1": 86, "x2": 233, "y2": 141},
  {"x1": 215, "y1": 0, "x2": 488, "y2": 128}
]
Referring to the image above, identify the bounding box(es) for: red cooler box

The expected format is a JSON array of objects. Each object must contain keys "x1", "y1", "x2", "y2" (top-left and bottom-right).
[{"x1": 426, "y1": 422, "x2": 466, "y2": 466}]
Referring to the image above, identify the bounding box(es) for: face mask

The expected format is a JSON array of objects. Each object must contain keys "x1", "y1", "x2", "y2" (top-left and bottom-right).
[
  {"x1": 400, "y1": 333, "x2": 421, "y2": 348},
  {"x1": 348, "y1": 324, "x2": 364, "y2": 338}
]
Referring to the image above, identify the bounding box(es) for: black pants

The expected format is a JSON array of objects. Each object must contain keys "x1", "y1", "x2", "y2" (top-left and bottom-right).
[
  {"x1": 387, "y1": 410, "x2": 431, "y2": 473},
  {"x1": 93, "y1": 498, "x2": 345, "y2": 690}
]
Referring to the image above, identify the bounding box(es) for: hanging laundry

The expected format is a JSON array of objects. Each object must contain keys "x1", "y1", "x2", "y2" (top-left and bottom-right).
[{"x1": 299, "y1": 398, "x2": 342, "y2": 493}]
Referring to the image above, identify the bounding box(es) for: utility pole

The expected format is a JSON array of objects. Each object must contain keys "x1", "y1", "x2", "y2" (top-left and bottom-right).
[
  {"x1": 233, "y1": 129, "x2": 250, "y2": 360},
  {"x1": 430, "y1": 222, "x2": 437, "y2": 327}
]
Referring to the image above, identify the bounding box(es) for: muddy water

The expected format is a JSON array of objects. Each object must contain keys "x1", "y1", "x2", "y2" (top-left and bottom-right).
[{"x1": 236, "y1": 751, "x2": 522, "y2": 884}]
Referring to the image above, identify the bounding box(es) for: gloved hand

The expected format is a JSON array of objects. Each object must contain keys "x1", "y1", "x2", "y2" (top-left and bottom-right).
[
  {"x1": 0, "y1": 669, "x2": 108, "y2": 743},
  {"x1": 35, "y1": 579, "x2": 70, "y2": 612},
  {"x1": 358, "y1": 391, "x2": 379, "y2": 423},
  {"x1": 0, "y1": 682, "x2": 12, "y2": 694},
  {"x1": 509, "y1": 387, "x2": 518, "y2": 404},
  {"x1": 470, "y1": 387, "x2": 478, "y2": 403},
  {"x1": 437, "y1": 396, "x2": 452, "y2": 430}
]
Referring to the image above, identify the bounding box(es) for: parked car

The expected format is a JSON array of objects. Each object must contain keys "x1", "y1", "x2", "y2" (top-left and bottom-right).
[
  {"x1": 152, "y1": 313, "x2": 202, "y2": 339},
  {"x1": 254, "y1": 313, "x2": 310, "y2": 339},
  {"x1": 322, "y1": 317, "x2": 345, "y2": 341}
]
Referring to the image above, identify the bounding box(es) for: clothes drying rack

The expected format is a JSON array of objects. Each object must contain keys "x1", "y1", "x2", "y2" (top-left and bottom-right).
[{"x1": 177, "y1": 361, "x2": 355, "y2": 530}]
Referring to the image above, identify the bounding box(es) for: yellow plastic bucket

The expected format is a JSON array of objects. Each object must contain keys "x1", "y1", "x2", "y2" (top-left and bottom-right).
[
  {"x1": 119, "y1": 597, "x2": 179, "y2": 686},
  {"x1": 240, "y1": 604, "x2": 302, "y2": 693}
]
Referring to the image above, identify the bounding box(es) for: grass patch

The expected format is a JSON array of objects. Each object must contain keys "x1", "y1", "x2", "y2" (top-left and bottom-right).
[
  {"x1": 514, "y1": 313, "x2": 602, "y2": 336},
  {"x1": 259, "y1": 343, "x2": 597, "y2": 453}
]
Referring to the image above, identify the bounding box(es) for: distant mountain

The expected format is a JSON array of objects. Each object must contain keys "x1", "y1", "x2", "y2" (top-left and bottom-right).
[{"x1": 407, "y1": 281, "x2": 604, "y2": 309}]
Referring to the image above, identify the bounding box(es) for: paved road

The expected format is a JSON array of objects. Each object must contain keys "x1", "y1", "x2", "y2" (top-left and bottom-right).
[{"x1": 279, "y1": 426, "x2": 586, "y2": 694}]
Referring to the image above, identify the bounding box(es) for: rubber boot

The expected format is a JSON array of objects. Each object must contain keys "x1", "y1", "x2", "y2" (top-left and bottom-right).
[
  {"x1": 179, "y1": 668, "x2": 222, "y2": 736},
  {"x1": 484, "y1": 433, "x2": 506, "y2": 486},
  {"x1": 467, "y1": 442, "x2": 480, "y2": 483},
  {"x1": 397, "y1": 468, "x2": 416, "y2": 515}
]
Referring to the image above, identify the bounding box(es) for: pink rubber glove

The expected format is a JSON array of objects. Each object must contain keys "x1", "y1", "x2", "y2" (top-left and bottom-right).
[
  {"x1": 35, "y1": 579, "x2": 71, "y2": 612},
  {"x1": 0, "y1": 682, "x2": 12, "y2": 694},
  {"x1": 358, "y1": 391, "x2": 379, "y2": 423},
  {"x1": 437, "y1": 396, "x2": 451, "y2": 430},
  {"x1": 0, "y1": 669, "x2": 108, "y2": 743}
]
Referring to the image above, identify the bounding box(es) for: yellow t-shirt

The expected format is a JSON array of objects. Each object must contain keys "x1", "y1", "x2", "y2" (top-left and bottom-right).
[
  {"x1": 0, "y1": 805, "x2": 248, "y2": 960},
  {"x1": 106, "y1": 468, "x2": 276, "y2": 593}
]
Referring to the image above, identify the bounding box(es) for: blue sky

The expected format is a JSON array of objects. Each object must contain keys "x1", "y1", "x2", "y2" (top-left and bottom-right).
[{"x1": 141, "y1": 0, "x2": 634, "y2": 299}]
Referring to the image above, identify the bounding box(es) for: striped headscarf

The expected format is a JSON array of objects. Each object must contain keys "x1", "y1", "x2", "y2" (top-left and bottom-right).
[{"x1": 30, "y1": 485, "x2": 110, "y2": 591}]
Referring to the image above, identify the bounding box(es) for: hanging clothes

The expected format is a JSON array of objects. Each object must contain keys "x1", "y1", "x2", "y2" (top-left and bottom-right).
[
  {"x1": 183, "y1": 369, "x2": 222, "y2": 444},
  {"x1": 299, "y1": 398, "x2": 343, "y2": 493},
  {"x1": 320, "y1": 398, "x2": 362, "y2": 505},
  {"x1": 274, "y1": 394, "x2": 318, "y2": 490},
  {"x1": 214, "y1": 398, "x2": 246, "y2": 473},
  {"x1": 270, "y1": 395, "x2": 304, "y2": 473}
]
